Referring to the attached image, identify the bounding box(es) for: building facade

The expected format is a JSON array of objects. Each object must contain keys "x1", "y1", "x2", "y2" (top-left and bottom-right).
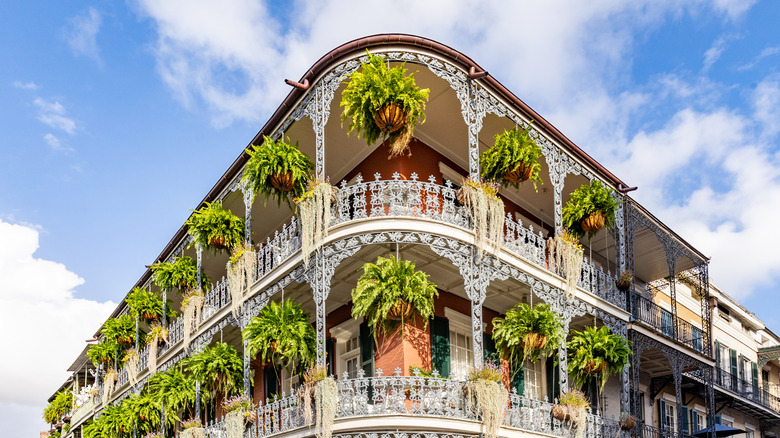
[{"x1": 46, "y1": 34, "x2": 780, "y2": 438}]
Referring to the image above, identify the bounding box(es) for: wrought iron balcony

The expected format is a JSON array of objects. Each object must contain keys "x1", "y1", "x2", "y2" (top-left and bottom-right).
[
  {"x1": 715, "y1": 368, "x2": 780, "y2": 413},
  {"x1": 194, "y1": 368, "x2": 628, "y2": 438},
  {"x1": 629, "y1": 292, "x2": 708, "y2": 356}
]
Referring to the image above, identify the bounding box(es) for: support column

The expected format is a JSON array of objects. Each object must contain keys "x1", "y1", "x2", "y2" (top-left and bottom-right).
[
  {"x1": 704, "y1": 366, "x2": 716, "y2": 438},
  {"x1": 196, "y1": 244, "x2": 203, "y2": 290},
  {"x1": 243, "y1": 340, "x2": 251, "y2": 398},
  {"x1": 672, "y1": 357, "x2": 684, "y2": 436},
  {"x1": 195, "y1": 381, "x2": 201, "y2": 419},
  {"x1": 558, "y1": 318, "x2": 571, "y2": 393},
  {"x1": 630, "y1": 333, "x2": 643, "y2": 421},
  {"x1": 310, "y1": 253, "x2": 332, "y2": 367},
  {"x1": 666, "y1": 249, "x2": 678, "y2": 339},
  {"x1": 162, "y1": 289, "x2": 168, "y2": 329},
  {"x1": 242, "y1": 183, "x2": 254, "y2": 245},
  {"x1": 621, "y1": 364, "x2": 631, "y2": 415}
]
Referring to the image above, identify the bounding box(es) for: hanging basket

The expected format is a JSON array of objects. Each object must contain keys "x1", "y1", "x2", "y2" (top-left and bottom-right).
[
  {"x1": 552, "y1": 404, "x2": 573, "y2": 421},
  {"x1": 521, "y1": 333, "x2": 548, "y2": 350},
  {"x1": 585, "y1": 360, "x2": 609, "y2": 374},
  {"x1": 270, "y1": 172, "x2": 295, "y2": 192},
  {"x1": 373, "y1": 103, "x2": 406, "y2": 133},
  {"x1": 387, "y1": 299, "x2": 414, "y2": 321},
  {"x1": 581, "y1": 211, "x2": 606, "y2": 233},
  {"x1": 118, "y1": 336, "x2": 133, "y2": 345},
  {"x1": 209, "y1": 235, "x2": 230, "y2": 250},
  {"x1": 615, "y1": 277, "x2": 632, "y2": 291},
  {"x1": 620, "y1": 415, "x2": 637, "y2": 431},
  {"x1": 505, "y1": 162, "x2": 534, "y2": 184}
]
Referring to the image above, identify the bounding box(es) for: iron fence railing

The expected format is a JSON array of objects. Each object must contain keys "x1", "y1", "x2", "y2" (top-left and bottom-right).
[
  {"x1": 715, "y1": 368, "x2": 780, "y2": 412},
  {"x1": 629, "y1": 293, "x2": 707, "y2": 355}
]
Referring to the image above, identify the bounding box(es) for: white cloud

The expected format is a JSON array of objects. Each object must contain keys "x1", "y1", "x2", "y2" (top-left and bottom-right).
[
  {"x1": 753, "y1": 77, "x2": 780, "y2": 139},
  {"x1": 703, "y1": 37, "x2": 728, "y2": 71},
  {"x1": 65, "y1": 7, "x2": 103, "y2": 64},
  {"x1": 0, "y1": 219, "x2": 116, "y2": 434},
  {"x1": 738, "y1": 45, "x2": 780, "y2": 71},
  {"x1": 43, "y1": 133, "x2": 62, "y2": 150},
  {"x1": 13, "y1": 80, "x2": 38, "y2": 90},
  {"x1": 33, "y1": 97, "x2": 77, "y2": 135}
]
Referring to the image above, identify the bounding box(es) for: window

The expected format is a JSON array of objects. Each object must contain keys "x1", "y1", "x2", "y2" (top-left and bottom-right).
[
  {"x1": 344, "y1": 335, "x2": 360, "y2": 379},
  {"x1": 281, "y1": 366, "x2": 301, "y2": 395},
  {"x1": 745, "y1": 427, "x2": 755, "y2": 438},
  {"x1": 692, "y1": 327, "x2": 703, "y2": 352},
  {"x1": 661, "y1": 309, "x2": 674, "y2": 337},
  {"x1": 329, "y1": 318, "x2": 361, "y2": 379},
  {"x1": 449, "y1": 327, "x2": 473, "y2": 380},
  {"x1": 690, "y1": 409, "x2": 703, "y2": 434},
  {"x1": 524, "y1": 358, "x2": 543, "y2": 400},
  {"x1": 665, "y1": 402, "x2": 676, "y2": 431}
]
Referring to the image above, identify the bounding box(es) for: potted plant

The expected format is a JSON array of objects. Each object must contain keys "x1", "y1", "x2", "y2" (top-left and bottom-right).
[
  {"x1": 341, "y1": 52, "x2": 430, "y2": 158},
  {"x1": 122, "y1": 393, "x2": 162, "y2": 436},
  {"x1": 145, "y1": 368, "x2": 203, "y2": 421},
  {"x1": 182, "y1": 342, "x2": 243, "y2": 409},
  {"x1": 151, "y1": 256, "x2": 210, "y2": 292},
  {"x1": 351, "y1": 255, "x2": 438, "y2": 340},
  {"x1": 146, "y1": 323, "x2": 169, "y2": 374},
  {"x1": 186, "y1": 201, "x2": 245, "y2": 253},
  {"x1": 227, "y1": 243, "x2": 257, "y2": 318},
  {"x1": 179, "y1": 418, "x2": 205, "y2": 438},
  {"x1": 547, "y1": 229, "x2": 584, "y2": 300},
  {"x1": 464, "y1": 363, "x2": 507, "y2": 438},
  {"x1": 619, "y1": 413, "x2": 637, "y2": 431},
  {"x1": 492, "y1": 303, "x2": 564, "y2": 372},
  {"x1": 243, "y1": 136, "x2": 314, "y2": 210},
  {"x1": 480, "y1": 126, "x2": 543, "y2": 190},
  {"x1": 615, "y1": 271, "x2": 633, "y2": 291},
  {"x1": 457, "y1": 177, "x2": 505, "y2": 259},
  {"x1": 126, "y1": 286, "x2": 167, "y2": 322},
  {"x1": 562, "y1": 180, "x2": 620, "y2": 238},
  {"x1": 243, "y1": 299, "x2": 316, "y2": 373},
  {"x1": 223, "y1": 395, "x2": 253, "y2": 438},
  {"x1": 101, "y1": 314, "x2": 139, "y2": 346},
  {"x1": 568, "y1": 326, "x2": 631, "y2": 394},
  {"x1": 43, "y1": 391, "x2": 73, "y2": 426},
  {"x1": 123, "y1": 348, "x2": 141, "y2": 386},
  {"x1": 552, "y1": 388, "x2": 589, "y2": 436},
  {"x1": 297, "y1": 365, "x2": 338, "y2": 438},
  {"x1": 295, "y1": 178, "x2": 337, "y2": 266},
  {"x1": 87, "y1": 340, "x2": 117, "y2": 368},
  {"x1": 181, "y1": 289, "x2": 205, "y2": 349}
]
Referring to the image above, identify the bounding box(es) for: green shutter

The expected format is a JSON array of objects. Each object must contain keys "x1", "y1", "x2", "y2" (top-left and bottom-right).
[
  {"x1": 326, "y1": 338, "x2": 336, "y2": 377},
  {"x1": 691, "y1": 409, "x2": 699, "y2": 433},
  {"x1": 752, "y1": 362, "x2": 759, "y2": 400},
  {"x1": 483, "y1": 332, "x2": 498, "y2": 365},
  {"x1": 658, "y1": 399, "x2": 667, "y2": 430},
  {"x1": 714, "y1": 414, "x2": 721, "y2": 425},
  {"x1": 264, "y1": 366, "x2": 278, "y2": 400},
  {"x1": 359, "y1": 321, "x2": 374, "y2": 377},
  {"x1": 681, "y1": 406, "x2": 689, "y2": 434},
  {"x1": 360, "y1": 321, "x2": 375, "y2": 403},
  {"x1": 546, "y1": 356, "x2": 560, "y2": 402},
  {"x1": 431, "y1": 316, "x2": 450, "y2": 377},
  {"x1": 730, "y1": 349, "x2": 738, "y2": 388},
  {"x1": 714, "y1": 341, "x2": 721, "y2": 384}
]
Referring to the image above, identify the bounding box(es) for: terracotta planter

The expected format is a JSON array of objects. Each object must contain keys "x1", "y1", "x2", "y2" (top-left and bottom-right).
[
  {"x1": 620, "y1": 415, "x2": 637, "y2": 431},
  {"x1": 209, "y1": 235, "x2": 229, "y2": 250},
  {"x1": 143, "y1": 311, "x2": 158, "y2": 321},
  {"x1": 581, "y1": 211, "x2": 606, "y2": 233},
  {"x1": 585, "y1": 360, "x2": 609, "y2": 374},
  {"x1": 387, "y1": 300, "x2": 414, "y2": 321},
  {"x1": 520, "y1": 333, "x2": 548, "y2": 350},
  {"x1": 615, "y1": 277, "x2": 632, "y2": 291},
  {"x1": 552, "y1": 404, "x2": 572, "y2": 421},
  {"x1": 246, "y1": 410, "x2": 258, "y2": 424},
  {"x1": 270, "y1": 172, "x2": 295, "y2": 192},
  {"x1": 373, "y1": 103, "x2": 406, "y2": 133},
  {"x1": 118, "y1": 336, "x2": 133, "y2": 345},
  {"x1": 505, "y1": 162, "x2": 534, "y2": 184}
]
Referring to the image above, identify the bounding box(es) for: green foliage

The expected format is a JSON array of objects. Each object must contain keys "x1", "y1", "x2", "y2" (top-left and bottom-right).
[
  {"x1": 243, "y1": 136, "x2": 314, "y2": 210},
  {"x1": 351, "y1": 255, "x2": 438, "y2": 339},
  {"x1": 126, "y1": 287, "x2": 174, "y2": 323},
  {"x1": 87, "y1": 340, "x2": 117, "y2": 368},
  {"x1": 83, "y1": 403, "x2": 129, "y2": 438},
  {"x1": 150, "y1": 256, "x2": 210, "y2": 292},
  {"x1": 559, "y1": 388, "x2": 590, "y2": 409},
  {"x1": 568, "y1": 326, "x2": 631, "y2": 393},
  {"x1": 492, "y1": 303, "x2": 564, "y2": 366},
  {"x1": 562, "y1": 180, "x2": 620, "y2": 238},
  {"x1": 183, "y1": 342, "x2": 243, "y2": 399},
  {"x1": 144, "y1": 368, "x2": 198, "y2": 416},
  {"x1": 43, "y1": 391, "x2": 72, "y2": 424},
  {"x1": 243, "y1": 299, "x2": 316, "y2": 371},
  {"x1": 101, "y1": 314, "x2": 144, "y2": 346},
  {"x1": 121, "y1": 393, "x2": 162, "y2": 436},
  {"x1": 341, "y1": 52, "x2": 429, "y2": 147},
  {"x1": 185, "y1": 202, "x2": 245, "y2": 254},
  {"x1": 480, "y1": 127, "x2": 543, "y2": 190}
]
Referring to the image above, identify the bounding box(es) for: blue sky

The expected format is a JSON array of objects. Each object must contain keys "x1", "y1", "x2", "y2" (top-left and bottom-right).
[{"x1": 2, "y1": 0, "x2": 779, "y2": 436}]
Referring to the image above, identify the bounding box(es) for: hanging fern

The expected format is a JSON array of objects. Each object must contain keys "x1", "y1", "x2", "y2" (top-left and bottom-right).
[
  {"x1": 87, "y1": 340, "x2": 117, "y2": 368},
  {"x1": 243, "y1": 299, "x2": 316, "y2": 371},
  {"x1": 182, "y1": 342, "x2": 244, "y2": 400},
  {"x1": 562, "y1": 180, "x2": 620, "y2": 238},
  {"x1": 341, "y1": 52, "x2": 430, "y2": 158},
  {"x1": 150, "y1": 256, "x2": 210, "y2": 292},
  {"x1": 145, "y1": 367, "x2": 200, "y2": 418},
  {"x1": 43, "y1": 391, "x2": 73, "y2": 424},
  {"x1": 480, "y1": 126, "x2": 543, "y2": 190},
  {"x1": 101, "y1": 314, "x2": 144, "y2": 347},
  {"x1": 186, "y1": 202, "x2": 245, "y2": 254},
  {"x1": 568, "y1": 326, "x2": 631, "y2": 394},
  {"x1": 243, "y1": 136, "x2": 314, "y2": 210},
  {"x1": 492, "y1": 303, "x2": 564, "y2": 368},
  {"x1": 351, "y1": 255, "x2": 438, "y2": 339}
]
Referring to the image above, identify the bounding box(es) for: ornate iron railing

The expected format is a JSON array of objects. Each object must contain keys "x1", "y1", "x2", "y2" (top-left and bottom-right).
[
  {"x1": 629, "y1": 293, "x2": 705, "y2": 355},
  {"x1": 715, "y1": 368, "x2": 780, "y2": 412}
]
